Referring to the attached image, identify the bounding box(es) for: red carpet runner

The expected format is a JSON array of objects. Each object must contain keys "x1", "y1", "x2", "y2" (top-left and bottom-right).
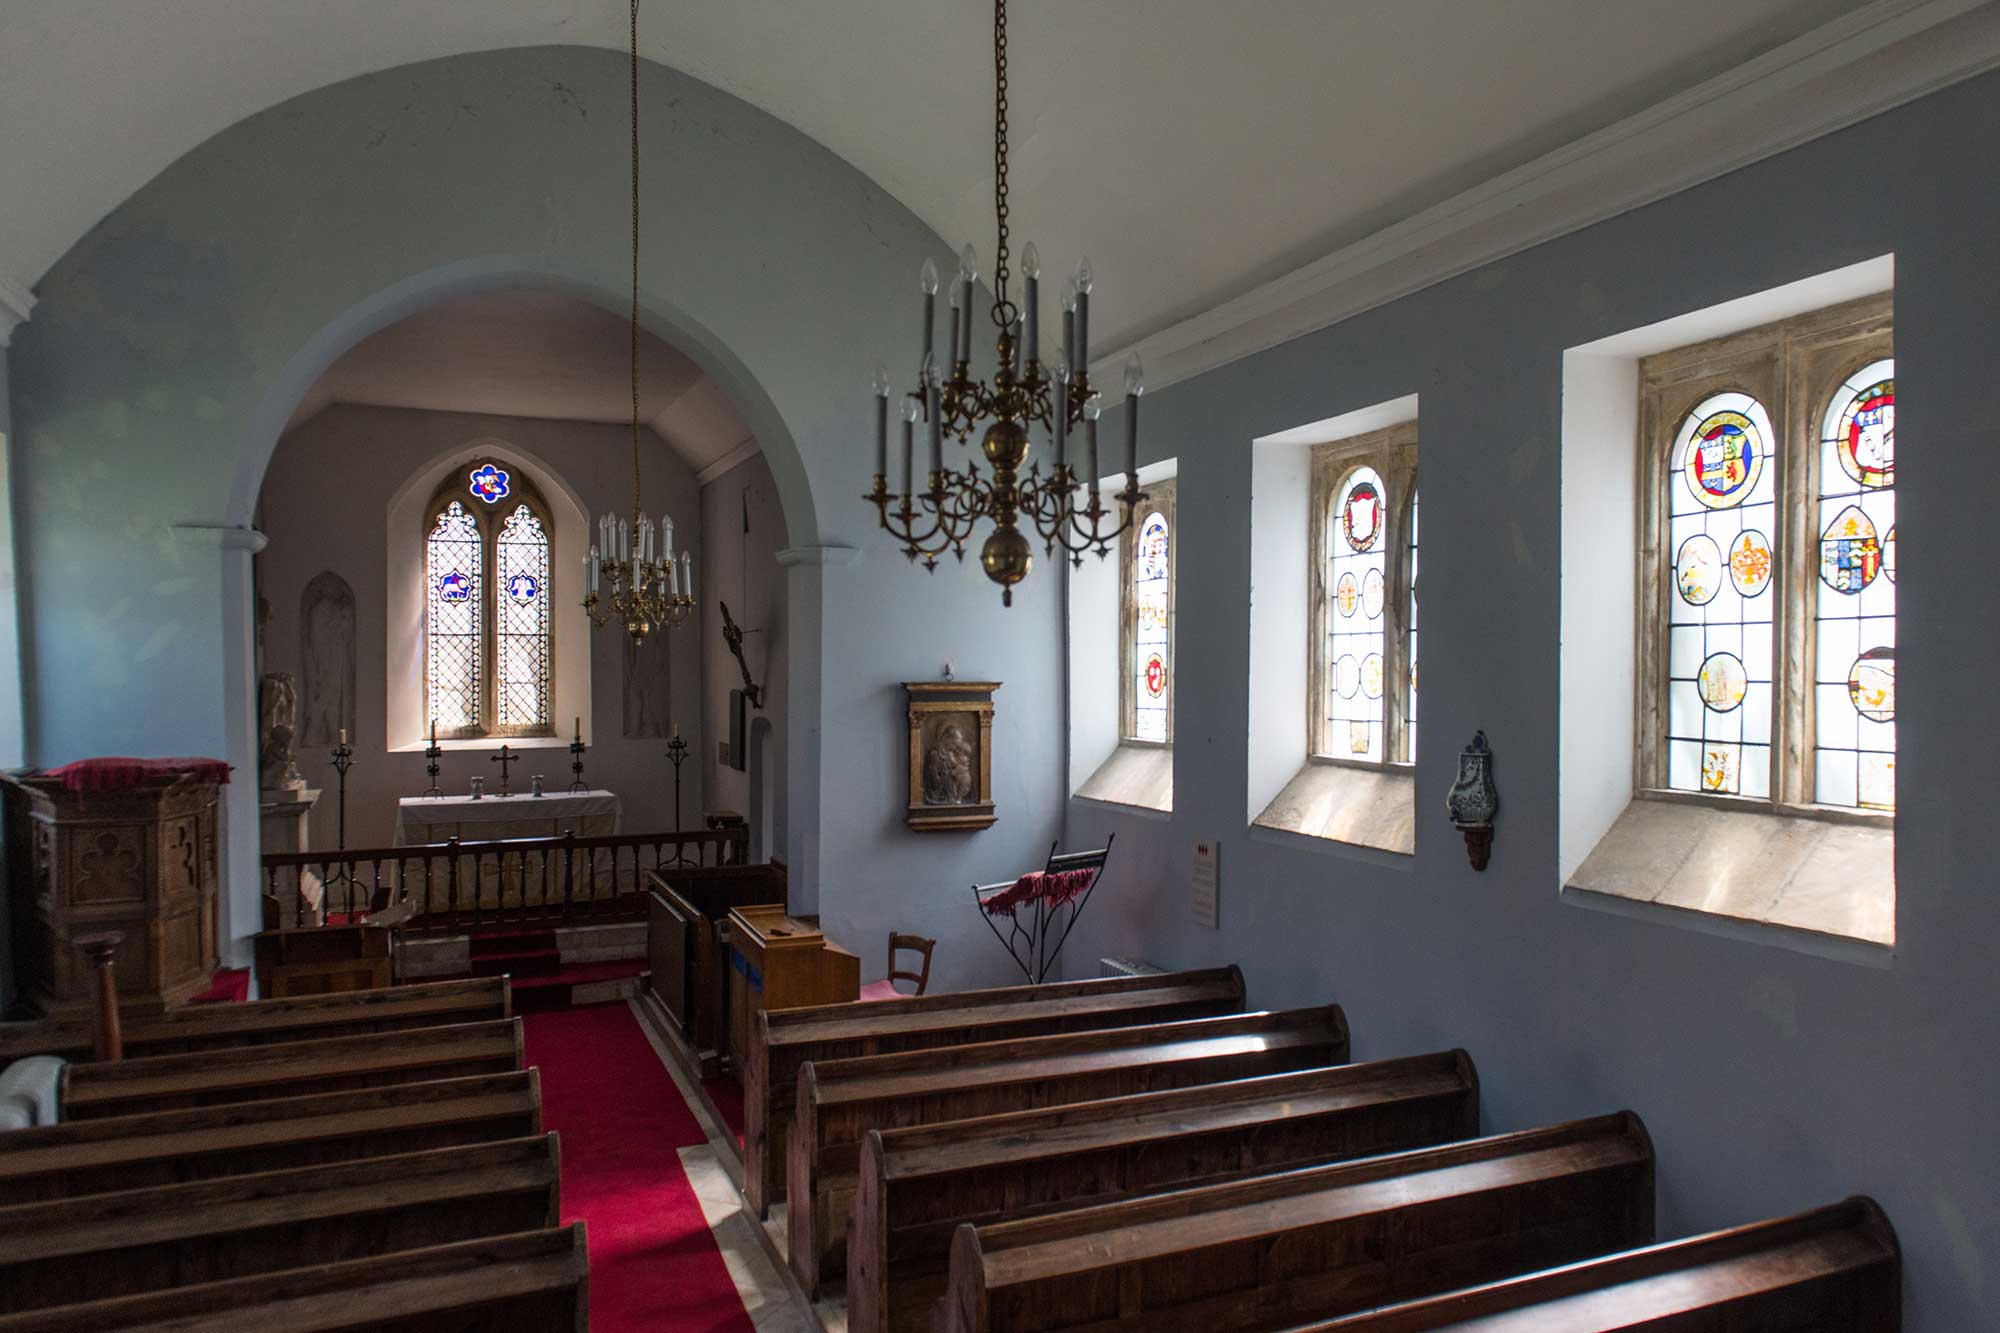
[{"x1": 524, "y1": 1003, "x2": 755, "y2": 1332}]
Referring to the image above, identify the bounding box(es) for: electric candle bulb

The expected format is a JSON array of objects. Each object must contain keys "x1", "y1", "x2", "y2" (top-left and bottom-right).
[
  {"x1": 1021, "y1": 241, "x2": 1040, "y2": 280},
  {"x1": 901, "y1": 396, "x2": 923, "y2": 424},
  {"x1": 1123, "y1": 352, "x2": 1144, "y2": 399},
  {"x1": 958, "y1": 243, "x2": 979, "y2": 283},
  {"x1": 920, "y1": 258, "x2": 940, "y2": 295},
  {"x1": 872, "y1": 364, "x2": 892, "y2": 397},
  {"x1": 1075, "y1": 257, "x2": 1094, "y2": 294}
]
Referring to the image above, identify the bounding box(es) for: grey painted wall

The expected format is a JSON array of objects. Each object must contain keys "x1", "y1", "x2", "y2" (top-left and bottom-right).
[
  {"x1": 257, "y1": 404, "x2": 703, "y2": 851},
  {"x1": 7, "y1": 45, "x2": 1063, "y2": 980},
  {"x1": 699, "y1": 451, "x2": 788, "y2": 860},
  {"x1": 1065, "y1": 72, "x2": 2000, "y2": 1329}
]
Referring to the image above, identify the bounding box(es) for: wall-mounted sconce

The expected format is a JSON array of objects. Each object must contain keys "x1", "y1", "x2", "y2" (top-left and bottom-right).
[{"x1": 1446, "y1": 730, "x2": 1499, "y2": 870}]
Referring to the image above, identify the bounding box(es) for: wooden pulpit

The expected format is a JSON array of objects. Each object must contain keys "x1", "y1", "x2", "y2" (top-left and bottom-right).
[{"x1": 726, "y1": 905, "x2": 859, "y2": 1077}]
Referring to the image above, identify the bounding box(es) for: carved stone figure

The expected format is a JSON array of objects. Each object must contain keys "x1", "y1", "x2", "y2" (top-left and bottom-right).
[
  {"x1": 922, "y1": 721, "x2": 976, "y2": 806},
  {"x1": 299, "y1": 570, "x2": 356, "y2": 747},
  {"x1": 259, "y1": 672, "x2": 305, "y2": 794}
]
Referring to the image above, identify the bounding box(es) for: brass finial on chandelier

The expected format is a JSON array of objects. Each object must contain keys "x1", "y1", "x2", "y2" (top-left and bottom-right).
[
  {"x1": 584, "y1": 0, "x2": 695, "y2": 643},
  {"x1": 864, "y1": 0, "x2": 1147, "y2": 607}
]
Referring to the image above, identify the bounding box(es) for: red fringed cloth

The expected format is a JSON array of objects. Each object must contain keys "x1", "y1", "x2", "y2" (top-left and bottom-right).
[
  {"x1": 36, "y1": 756, "x2": 233, "y2": 793},
  {"x1": 980, "y1": 867, "x2": 1097, "y2": 918}
]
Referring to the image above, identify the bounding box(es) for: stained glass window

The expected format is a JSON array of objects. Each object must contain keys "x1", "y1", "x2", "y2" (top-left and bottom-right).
[
  {"x1": 1327, "y1": 466, "x2": 1389, "y2": 761},
  {"x1": 426, "y1": 500, "x2": 483, "y2": 733},
  {"x1": 495, "y1": 504, "x2": 552, "y2": 731},
  {"x1": 1813, "y1": 359, "x2": 1895, "y2": 810},
  {"x1": 1405, "y1": 488, "x2": 1419, "y2": 765},
  {"x1": 1664, "y1": 391, "x2": 1776, "y2": 798},
  {"x1": 1131, "y1": 506, "x2": 1172, "y2": 743}
]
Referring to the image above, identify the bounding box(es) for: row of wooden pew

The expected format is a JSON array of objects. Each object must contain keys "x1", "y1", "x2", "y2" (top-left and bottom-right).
[
  {"x1": 740, "y1": 965, "x2": 1900, "y2": 1332},
  {"x1": 0, "y1": 977, "x2": 591, "y2": 1330}
]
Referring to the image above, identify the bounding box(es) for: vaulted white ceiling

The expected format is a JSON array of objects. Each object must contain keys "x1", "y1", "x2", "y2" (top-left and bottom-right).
[
  {"x1": 284, "y1": 290, "x2": 756, "y2": 478},
  {"x1": 0, "y1": 0, "x2": 1938, "y2": 359}
]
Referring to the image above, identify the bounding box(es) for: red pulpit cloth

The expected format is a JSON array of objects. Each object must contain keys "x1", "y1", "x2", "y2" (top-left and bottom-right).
[
  {"x1": 979, "y1": 867, "x2": 1097, "y2": 917},
  {"x1": 36, "y1": 756, "x2": 234, "y2": 793}
]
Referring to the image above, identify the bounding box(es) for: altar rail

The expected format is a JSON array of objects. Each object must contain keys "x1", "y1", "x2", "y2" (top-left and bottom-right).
[{"x1": 261, "y1": 826, "x2": 748, "y2": 931}]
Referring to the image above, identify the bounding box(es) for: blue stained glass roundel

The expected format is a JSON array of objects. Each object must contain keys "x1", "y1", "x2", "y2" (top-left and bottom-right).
[
  {"x1": 469, "y1": 463, "x2": 511, "y2": 504},
  {"x1": 436, "y1": 569, "x2": 473, "y2": 603},
  {"x1": 507, "y1": 572, "x2": 540, "y2": 604}
]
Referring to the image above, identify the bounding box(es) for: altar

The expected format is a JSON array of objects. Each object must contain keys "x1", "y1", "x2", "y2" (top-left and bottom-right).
[
  {"x1": 394, "y1": 789, "x2": 622, "y2": 913},
  {"x1": 393, "y1": 789, "x2": 621, "y2": 845}
]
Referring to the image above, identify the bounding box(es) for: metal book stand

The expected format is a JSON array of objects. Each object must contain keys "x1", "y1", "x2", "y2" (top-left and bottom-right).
[{"x1": 970, "y1": 834, "x2": 1115, "y2": 985}]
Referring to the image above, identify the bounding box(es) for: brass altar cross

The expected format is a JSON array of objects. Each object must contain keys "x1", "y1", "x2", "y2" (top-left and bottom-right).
[{"x1": 490, "y1": 744, "x2": 517, "y2": 796}]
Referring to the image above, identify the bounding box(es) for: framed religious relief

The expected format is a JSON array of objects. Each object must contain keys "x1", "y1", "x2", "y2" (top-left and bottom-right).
[{"x1": 904, "y1": 681, "x2": 999, "y2": 831}]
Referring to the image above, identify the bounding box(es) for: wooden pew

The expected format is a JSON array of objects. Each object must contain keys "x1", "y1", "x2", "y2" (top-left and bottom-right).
[
  {"x1": 58, "y1": 1017, "x2": 523, "y2": 1120},
  {"x1": 789, "y1": 1004, "x2": 1352, "y2": 1295},
  {"x1": 937, "y1": 1112, "x2": 1654, "y2": 1333},
  {"x1": 848, "y1": 1049, "x2": 1479, "y2": 1333},
  {"x1": 0, "y1": 1069, "x2": 540, "y2": 1203},
  {"x1": 0, "y1": 977, "x2": 511, "y2": 1063},
  {"x1": 0, "y1": 1135, "x2": 560, "y2": 1312},
  {"x1": 746, "y1": 964, "x2": 1246, "y2": 1216},
  {"x1": 0, "y1": 1223, "x2": 590, "y2": 1332},
  {"x1": 1294, "y1": 1196, "x2": 1899, "y2": 1332}
]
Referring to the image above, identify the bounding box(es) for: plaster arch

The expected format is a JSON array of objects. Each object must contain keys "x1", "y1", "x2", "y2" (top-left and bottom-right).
[
  {"x1": 13, "y1": 44, "x2": 1068, "y2": 991},
  {"x1": 7, "y1": 45, "x2": 962, "y2": 962}
]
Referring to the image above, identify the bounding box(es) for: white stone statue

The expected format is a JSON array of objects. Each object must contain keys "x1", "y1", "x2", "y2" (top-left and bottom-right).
[{"x1": 259, "y1": 672, "x2": 306, "y2": 794}]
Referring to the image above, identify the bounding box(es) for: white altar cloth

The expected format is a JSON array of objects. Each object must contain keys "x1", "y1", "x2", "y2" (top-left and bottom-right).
[
  {"x1": 393, "y1": 789, "x2": 622, "y2": 913},
  {"x1": 393, "y1": 789, "x2": 621, "y2": 844}
]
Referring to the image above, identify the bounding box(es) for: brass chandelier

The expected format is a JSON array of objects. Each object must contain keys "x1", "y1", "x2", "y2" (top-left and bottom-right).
[
  {"x1": 584, "y1": 0, "x2": 695, "y2": 644},
  {"x1": 866, "y1": 0, "x2": 1146, "y2": 607}
]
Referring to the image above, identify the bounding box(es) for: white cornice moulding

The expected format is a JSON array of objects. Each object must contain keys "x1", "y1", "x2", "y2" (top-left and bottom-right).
[
  {"x1": 696, "y1": 436, "x2": 761, "y2": 486},
  {"x1": 173, "y1": 523, "x2": 269, "y2": 554},
  {"x1": 1094, "y1": 0, "x2": 2000, "y2": 396},
  {"x1": 0, "y1": 274, "x2": 34, "y2": 348},
  {"x1": 775, "y1": 544, "x2": 859, "y2": 568}
]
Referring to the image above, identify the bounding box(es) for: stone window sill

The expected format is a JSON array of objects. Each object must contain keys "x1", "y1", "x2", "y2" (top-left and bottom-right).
[
  {"x1": 1252, "y1": 760, "x2": 1415, "y2": 856},
  {"x1": 1074, "y1": 743, "x2": 1173, "y2": 814},
  {"x1": 1565, "y1": 794, "x2": 1894, "y2": 950}
]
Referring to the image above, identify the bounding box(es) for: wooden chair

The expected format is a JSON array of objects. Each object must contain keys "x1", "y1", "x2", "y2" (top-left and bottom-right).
[{"x1": 860, "y1": 932, "x2": 935, "y2": 1002}]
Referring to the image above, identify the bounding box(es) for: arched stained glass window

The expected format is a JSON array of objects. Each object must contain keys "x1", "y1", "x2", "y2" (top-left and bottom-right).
[
  {"x1": 426, "y1": 500, "x2": 483, "y2": 733},
  {"x1": 1132, "y1": 506, "x2": 1173, "y2": 743},
  {"x1": 495, "y1": 504, "x2": 552, "y2": 731},
  {"x1": 1327, "y1": 466, "x2": 1388, "y2": 761},
  {"x1": 1664, "y1": 391, "x2": 1777, "y2": 798},
  {"x1": 1814, "y1": 359, "x2": 1895, "y2": 810}
]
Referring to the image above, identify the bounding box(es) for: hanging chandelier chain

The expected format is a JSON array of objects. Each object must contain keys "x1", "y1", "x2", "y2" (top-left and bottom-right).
[
  {"x1": 629, "y1": 0, "x2": 643, "y2": 512},
  {"x1": 990, "y1": 0, "x2": 1011, "y2": 318}
]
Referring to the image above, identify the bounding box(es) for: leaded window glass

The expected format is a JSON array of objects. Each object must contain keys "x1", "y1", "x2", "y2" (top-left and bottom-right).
[
  {"x1": 422, "y1": 461, "x2": 556, "y2": 739},
  {"x1": 1308, "y1": 423, "x2": 1417, "y2": 765},
  {"x1": 1119, "y1": 476, "x2": 1176, "y2": 745},
  {"x1": 426, "y1": 500, "x2": 483, "y2": 733},
  {"x1": 495, "y1": 504, "x2": 552, "y2": 731},
  {"x1": 1406, "y1": 488, "x2": 1419, "y2": 765},
  {"x1": 1814, "y1": 359, "x2": 1895, "y2": 810},
  {"x1": 1327, "y1": 466, "x2": 1388, "y2": 761},
  {"x1": 1639, "y1": 294, "x2": 1894, "y2": 819},
  {"x1": 1131, "y1": 507, "x2": 1172, "y2": 743},
  {"x1": 1664, "y1": 391, "x2": 1776, "y2": 798}
]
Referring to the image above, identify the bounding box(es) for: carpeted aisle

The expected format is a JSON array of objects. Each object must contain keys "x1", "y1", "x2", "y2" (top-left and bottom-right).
[{"x1": 524, "y1": 1003, "x2": 755, "y2": 1333}]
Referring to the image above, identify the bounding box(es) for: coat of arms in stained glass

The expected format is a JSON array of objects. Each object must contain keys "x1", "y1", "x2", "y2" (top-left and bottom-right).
[{"x1": 1820, "y1": 504, "x2": 1882, "y2": 593}]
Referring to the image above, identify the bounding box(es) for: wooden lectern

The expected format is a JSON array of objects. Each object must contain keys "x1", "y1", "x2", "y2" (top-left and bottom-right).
[{"x1": 726, "y1": 905, "x2": 859, "y2": 1076}]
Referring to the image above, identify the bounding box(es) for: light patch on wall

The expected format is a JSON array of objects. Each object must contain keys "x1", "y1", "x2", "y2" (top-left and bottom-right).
[
  {"x1": 1507, "y1": 437, "x2": 1541, "y2": 484},
  {"x1": 1933, "y1": 1188, "x2": 1984, "y2": 1300},
  {"x1": 1508, "y1": 516, "x2": 1532, "y2": 567},
  {"x1": 96, "y1": 403, "x2": 129, "y2": 439},
  {"x1": 151, "y1": 576, "x2": 197, "y2": 597},
  {"x1": 1743, "y1": 975, "x2": 1798, "y2": 1038},
  {"x1": 135, "y1": 621, "x2": 185, "y2": 662}
]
